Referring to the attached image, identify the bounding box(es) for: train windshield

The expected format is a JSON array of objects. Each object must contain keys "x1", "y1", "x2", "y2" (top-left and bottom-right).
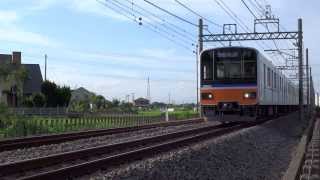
[{"x1": 201, "y1": 48, "x2": 257, "y2": 83}]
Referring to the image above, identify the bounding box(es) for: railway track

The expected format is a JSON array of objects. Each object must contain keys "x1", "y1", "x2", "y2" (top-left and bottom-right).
[
  {"x1": 0, "y1": 118, "x2": 203, "y2": 152},
  {"x1": 0, "y1": 120, "x2": 269, "y2": 180}
]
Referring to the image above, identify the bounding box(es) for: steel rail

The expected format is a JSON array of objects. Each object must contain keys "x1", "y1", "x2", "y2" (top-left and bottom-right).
[
  {"x1": 0, "y1": 118, "x2": 204, "y2": 152},
  {"x1": 0, "y1": 120, "x2": 267, "y2": 180}
]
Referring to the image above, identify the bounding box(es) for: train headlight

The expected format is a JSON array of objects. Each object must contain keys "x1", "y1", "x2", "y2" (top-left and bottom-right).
[
  {"x1": 202, "y1": 93, "x2": 214, "y2": 100},
  {"x1": 244, "y1": 92, "x2": 256, "y2": 99}
]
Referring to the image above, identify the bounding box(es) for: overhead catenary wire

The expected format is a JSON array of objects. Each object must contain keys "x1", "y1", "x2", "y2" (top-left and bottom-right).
[
  {"x1": 241, "y1": 0, "x2": 288, "y2": 65},
  {"x1": 110, "y1": 0, "x2": 195, "y2": 45},
  {"x1": 97, "y1": 0, "x2": 194, "y2": 51},
  {"x1": 174, "y1": 0, "x2": 222, "y2": 28},
  {"x1": 123, "y1": 0, "x2": 195, "y2": 41},
  {"x1": 215, "y1": 0, "x2": 269, "y2": 48},
  {"x1": 215, "y1": 0, "x2": 250, "y2": 32},
  {"x1": 172, "y1": 0, "x2": 226, "y2": 47},
  {"x1": 241, "y1": 0, "x2": 259, "y2": 19},
  {"x1": 143, "y1": 0, "x2": 198, "y2": 27}
]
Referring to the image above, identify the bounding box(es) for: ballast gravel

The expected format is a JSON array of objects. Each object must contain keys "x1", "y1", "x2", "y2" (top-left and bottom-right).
[
  {"x1": 0, "y1": 121, "x2": 217, "y2": 164},
  {"x1": 84, "y1": 113, "x2": 308, "y2": 180}
]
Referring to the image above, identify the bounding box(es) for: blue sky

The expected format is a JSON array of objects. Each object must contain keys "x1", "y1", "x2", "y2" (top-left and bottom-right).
[{"x1": 0, "y1": 0, "x2": 319, "y2": 103}]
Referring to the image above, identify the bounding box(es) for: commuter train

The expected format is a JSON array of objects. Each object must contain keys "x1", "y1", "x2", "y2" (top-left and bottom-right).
[{"x1": 200, "y1": 46, "x2": 304, "y2": 121}]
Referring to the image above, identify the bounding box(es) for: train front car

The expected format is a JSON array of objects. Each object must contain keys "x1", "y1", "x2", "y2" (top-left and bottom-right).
[{"x1": 200, "y1": 47, "x2": 258, "y2": 122}]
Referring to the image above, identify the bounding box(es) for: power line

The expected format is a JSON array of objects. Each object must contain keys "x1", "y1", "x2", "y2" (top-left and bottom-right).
[
  {"x1": 253, "y1": 0, "x2": 266, "y2": 12},
  {"x1": 143, "y1": 0, "x2": 198, "y2": 27},
  {"x1": 97, "y1": 0, "x2": 194, "y2": 51},
  {"x1": 215, "y1": 0, "x2": 268, "y2": 48},
  {"x1": 215, "y1": 0, "x2": 250, "y2": 32},
  {"x1": 174, "y1": 0, "x2": 222, "y2": 28},
  {"x1": 122, "y1": 0, "x2": 195, "y2": 41},
  {"x1": 124, "y1": 0, "x2": 195, "y2": 38},
  {"x1": 241, "y1": 0, "x2": 258, "y2": 19},
  {"x1": 110, "y1": 0, "x2": 194, "y2": 45},
  {"x1": 241, "y1": 0, "x2": 288, "y2": 64}
]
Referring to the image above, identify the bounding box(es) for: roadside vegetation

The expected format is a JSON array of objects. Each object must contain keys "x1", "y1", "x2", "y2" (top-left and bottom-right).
[
  {"x1": 0, "y1": 102, "x2": 198, "y2": 139},
  {"x1": 0, "y1": 77, "x2": 198, "y2": 139}
]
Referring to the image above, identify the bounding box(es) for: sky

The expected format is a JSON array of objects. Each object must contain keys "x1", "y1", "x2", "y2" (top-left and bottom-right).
[{"x1": 0, "y1": 0, "x2": 319, "y2": 104}]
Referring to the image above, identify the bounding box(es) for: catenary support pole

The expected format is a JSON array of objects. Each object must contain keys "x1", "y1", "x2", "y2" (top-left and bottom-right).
[
  {"x1": 196, "y1": 45, "x2": 199, "y2": 113},
  {"x1": 298, "y1": 18, "x2": 304, "y2": 121},
  {"x1": 306, "y1": 49, "x2": 309, "y2": 113},
  {"x1": 198, "y1": 18, "x2": 203, "y2": 117}
]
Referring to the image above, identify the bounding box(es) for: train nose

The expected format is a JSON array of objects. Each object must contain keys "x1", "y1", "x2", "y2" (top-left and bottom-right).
[{"x1": 218, "y1": 102, "x2": 239, "y2": 111}]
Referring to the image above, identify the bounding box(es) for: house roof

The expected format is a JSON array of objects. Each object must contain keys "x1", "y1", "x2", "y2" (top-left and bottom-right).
[
  {"x1": 0, "y1": 54, "x2": 12, "y2": 64},
  {"x1": 22, "y1": 64, "x2": 43, "y2": 94},
  {"x1": 135, "y1": 97, "x2": 149, "y2": 102}
]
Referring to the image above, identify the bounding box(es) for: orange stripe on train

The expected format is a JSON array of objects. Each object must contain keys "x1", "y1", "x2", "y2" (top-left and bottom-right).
[{"x1": 201, "y1": 88, "x2": 258, "y2": 105}]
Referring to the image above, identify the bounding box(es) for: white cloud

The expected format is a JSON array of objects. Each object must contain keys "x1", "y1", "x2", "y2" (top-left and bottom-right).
[
  {"x1": 0, "y1": 10, "x2": 19, "y2": 24},
  {"x1": 0, "y1": 27, "x2": 60, "y2": 47},
  {"x1": 28, "y1": 0, "x2": 58, "y2": 11}
]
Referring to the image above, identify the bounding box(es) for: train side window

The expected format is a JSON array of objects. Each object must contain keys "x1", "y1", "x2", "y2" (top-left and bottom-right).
[
  {"x1": 274, "y1": 73, "x2": 276, "y2": 89},
  {"x1": 280, "y1": 77, "x2": 282, "y2": 92},
  {"x1": 271, "y1": 70, "x2": 273, "y2": 89},
  {"x1": 263, "y1": 64, "x2": 266, "y2": 88},
  {"x1": 267, "y1": 68, "x2": 271, "y2": 88},
  {"x1": 274, "y1": 72, "x2": 277, "y2": 89},
  {"x1": 280, "y1": 77, "x2": 282, "y2": 91}
]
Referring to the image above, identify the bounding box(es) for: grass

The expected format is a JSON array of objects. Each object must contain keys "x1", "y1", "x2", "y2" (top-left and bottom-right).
[
  {"x1": 0, "y1": 109, "x2": 199, "y2": 139},
  {"x1": 138, "y1": 109, "x2": 199, "y2": 120},
  {"x1": 0, "y1": 115, "x2": 164, "y2": 139}
]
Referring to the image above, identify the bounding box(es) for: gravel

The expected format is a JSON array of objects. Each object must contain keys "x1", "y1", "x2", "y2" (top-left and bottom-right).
[
  {"x1": 0, "y1": 121, "x2": 218, "y2": 164},
  {"x1": 84, "y1": 113, "x2": 308, "y2": 180}
]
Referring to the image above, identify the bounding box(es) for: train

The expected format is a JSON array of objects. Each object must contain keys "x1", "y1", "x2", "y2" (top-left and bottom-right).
[{"x1": 200, "y1": 46, "x2": 306, "y2": 121}]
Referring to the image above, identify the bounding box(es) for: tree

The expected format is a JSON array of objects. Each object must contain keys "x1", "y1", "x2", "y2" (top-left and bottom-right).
[
  {"x1": 32, "y1": 93, "x2": 45, "y2": 107},
  {"x1": 94, "y1": 95, "x2": 106, "y2": 110},
  {"x1": 111, "y1": 99, "x2": 120, "y2": 108},
  {"x1": 0, "y1": 103, "x2": 10, "y2": 128},
  {"x1": 41, "y1": 81, "x2": 57, "y2": 107},
  {"x1": 41, "y1": 81, "x2": 71, "y2": 107},
  {"x1": 120, "y1": 102, "x2": 134, "y2": 112},
  {"x1": 22, "y1": 96, "x2": 34, "y2": 107},
  {"x1": 0, "y1": 64, "x2": 28, "y2": 107},
  {"x1": 56, "y1": 86, "x2": 71, "y2": 107}
]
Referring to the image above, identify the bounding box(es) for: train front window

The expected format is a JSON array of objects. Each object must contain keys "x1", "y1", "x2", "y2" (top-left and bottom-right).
[
  {"x1": 201, "y1": 51, "x2": 213, "y2": 81},
  {"x1": 214, "y1": 48, "x2": 257, "y2": 82},
  {"x1": 216, "y1": 62, "x2": 241, "y2": 79}
]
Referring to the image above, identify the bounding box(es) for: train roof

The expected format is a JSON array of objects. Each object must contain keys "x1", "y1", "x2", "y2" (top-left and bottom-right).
[{"x1": 201, "y1": 46, "x2": 259, "y2": 54}]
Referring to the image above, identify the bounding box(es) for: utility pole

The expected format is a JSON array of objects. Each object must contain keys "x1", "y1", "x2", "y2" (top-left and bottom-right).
[
  {"x1": 198, "y1": 18, "x2": 203, "y2": 117},
  {"x1": 196, "y1": 45, "x2": 199, "y2": 113},
  {"x1": 131, "y1": 93, "x2": 135, "y2": 103},
  {"x1": 298, "y1": 18, "x2": 304, "y2": 121},
  {"x1": 125, "y1": 95, "x2": 130, "y2": 103},
  {"x1": 306, "y1": 48, "x2": 310, "y2": 116},
  {"x1": 45, "y1": 54, "x2": 47, "y2": 81},
  {"x1": 310, "y1": 67, "x2": 312, "y2": 115}
]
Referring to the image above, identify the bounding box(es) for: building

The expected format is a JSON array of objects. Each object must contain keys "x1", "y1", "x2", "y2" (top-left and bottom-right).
[
  {"x1": 134, "y1": 97, "x2": 150, "y2": 107},
  {"x1": 0, "y1": 51, "x2": 43, "y2": 107}
]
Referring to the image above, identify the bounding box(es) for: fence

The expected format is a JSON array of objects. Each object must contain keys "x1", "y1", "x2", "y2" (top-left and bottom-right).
[
  {"x1": 0, "y1": 112, "x2": 199, "y2": 139},
  {"x1": 9, "y1": 108, "x2": 68, "y2": 116}
]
